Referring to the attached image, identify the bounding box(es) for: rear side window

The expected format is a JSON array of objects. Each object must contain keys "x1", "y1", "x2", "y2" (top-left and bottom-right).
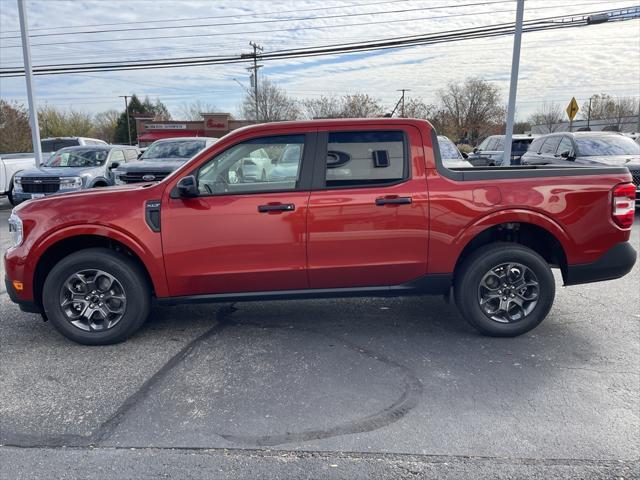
[
  {"x1": 325, "y1": 131, "x2": 406, "y2": 188},
  {"x1": 540, "y1": 136, "x2": 561, "y2": 154}
]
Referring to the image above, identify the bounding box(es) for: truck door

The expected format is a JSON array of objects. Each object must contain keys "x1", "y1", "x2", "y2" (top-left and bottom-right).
[
  {"x1": 306, "y1": 126, "x2": 429, "y2": 289},
  {"x1": 161, "y1": 133, "x2": 315, "y2": 297}
]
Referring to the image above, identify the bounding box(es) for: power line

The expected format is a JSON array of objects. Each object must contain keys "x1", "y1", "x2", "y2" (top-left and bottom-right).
[
  {"x1": 0, "y1": 0, "x2": 414, "y2": 35},
  {"x1": 0, "y1": 0, "x2": 514, "y2": 40},
  {"x1": 1, "y1": 1, "x2": 619, "y2": 49},
  {"x1": 1, "y1": 7, "x2": 637, "y2": 77}
]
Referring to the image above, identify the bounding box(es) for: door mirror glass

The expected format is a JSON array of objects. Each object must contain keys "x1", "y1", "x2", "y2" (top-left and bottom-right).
[
  {"x1": 461, "y1": 151, "x2": 469, "y2": 159},
  {"x1": 560, "y1": 151, "x2": 574, "y2": 159},
  {"x1": 177, "y1": 175, "x2": 199, "y2": 198},
  {"x1": 473, "y1": 147, "x2": 478, "y2": 153},
  {"x1": 109, "y1": 161, "x2": 120, "y2": 170}
]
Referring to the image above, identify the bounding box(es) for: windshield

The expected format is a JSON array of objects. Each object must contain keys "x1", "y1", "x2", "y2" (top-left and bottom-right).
[
  {"x1": 575, "y1": 136, "x2": 640, "y2": 157},
  {"x1": 438, "y1": 136, "x2": 462, "y2": 160},
  {"x1": 43, "y1": 148, "x2": 108, "y2": 167},
  {"x1": 140, "y1": 140, "x2": 206, "y2": 161}
]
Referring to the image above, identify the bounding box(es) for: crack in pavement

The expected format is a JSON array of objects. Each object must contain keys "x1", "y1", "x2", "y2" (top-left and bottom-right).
[
  {"x1": 1, "y1": 304, "x2": 238, "y2": 448},
  {"x1": 2, "y1": 303, "x2": 425, "y2": 450}
]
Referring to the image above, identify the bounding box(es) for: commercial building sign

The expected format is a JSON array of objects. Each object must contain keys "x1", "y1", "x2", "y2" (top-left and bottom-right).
[{"x1": 145, "y1": 124, "x2": 188, "y2": 130}]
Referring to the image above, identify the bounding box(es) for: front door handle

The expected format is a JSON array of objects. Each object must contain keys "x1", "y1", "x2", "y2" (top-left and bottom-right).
[
  {"x1": 375, "y1": 196, "x2": 412, "y2": 206},
  {"x1": 258, "y1": 203, "x2": 295, "y2": 213}
]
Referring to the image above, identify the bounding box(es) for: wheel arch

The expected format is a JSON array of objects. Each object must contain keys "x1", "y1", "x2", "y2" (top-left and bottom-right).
[
  {"x1": 452, "y1": 210, "x2": 571, "y2": 283},
  {"x1": 32, "y1": 229, "x2": 164, "y2": 310}
]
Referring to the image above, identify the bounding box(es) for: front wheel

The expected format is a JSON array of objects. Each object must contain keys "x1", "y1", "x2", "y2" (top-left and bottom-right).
[
  {"x1": 42, "y1": 248, "x2": 151, "y2": 345},
  {"x1": 454, "y1": 242, "x2": 555, "y2": 337}
]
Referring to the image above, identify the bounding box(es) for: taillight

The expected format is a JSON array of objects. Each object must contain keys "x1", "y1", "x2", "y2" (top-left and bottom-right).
[{"x1": 612, "y1": 183, "x2": 636, "y2": 228}]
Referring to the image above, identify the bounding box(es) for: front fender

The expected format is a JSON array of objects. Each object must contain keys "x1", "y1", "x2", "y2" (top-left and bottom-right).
[{"x1": 12, "y1": 223, "x2": 169, "y2": 301}]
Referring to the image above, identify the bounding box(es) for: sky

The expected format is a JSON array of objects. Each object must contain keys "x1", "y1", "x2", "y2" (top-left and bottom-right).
[{"x1": 0, "y1": 0, "x2": 639, "y2": 121}]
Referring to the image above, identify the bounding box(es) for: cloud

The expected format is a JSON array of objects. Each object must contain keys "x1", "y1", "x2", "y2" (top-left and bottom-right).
[{"x1": 0, "y1": 0, "x2": 638, "y2": 120}]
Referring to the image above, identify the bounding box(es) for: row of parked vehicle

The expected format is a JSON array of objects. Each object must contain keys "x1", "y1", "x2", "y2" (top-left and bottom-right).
[
  {"x1": 0, "y1": 136, "x2": 218, "y2": 205},
  {"x1": 1, "y1": 130, "x2": 639, "y2": 207}
]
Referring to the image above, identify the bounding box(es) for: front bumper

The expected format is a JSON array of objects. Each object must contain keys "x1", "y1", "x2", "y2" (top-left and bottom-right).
[
  {"x1": 564, "y1": 242, "x2": 637, "y2": 286},
  {"x1": 4, "y1": 276, "x2": 41, "y2": 314}
]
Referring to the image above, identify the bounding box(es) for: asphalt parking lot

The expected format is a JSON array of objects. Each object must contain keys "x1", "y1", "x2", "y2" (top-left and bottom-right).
[{"x1": 0, "y1": 197, "x2": 638, "y2": 479}]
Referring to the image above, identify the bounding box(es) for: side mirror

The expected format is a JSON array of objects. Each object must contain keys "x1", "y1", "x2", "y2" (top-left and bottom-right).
[
  {"x1": 461, "y1": 152, "x2": 469, "y2": 159},
  {"x1": 176, "y1": 175, "x2": 199, "y2": 198},
  {"x1": 560, "y1": 151, "x2": 573, "y2": 160},
  {"x1": 473, "y1": 147, "x2": 478, "y2": 153},
  {"x1": 271, "y1": 158, "x2": 278, "y2": 165},
  {"x1": 109, "y1": 161, "x2": 120, "y2": 170}
]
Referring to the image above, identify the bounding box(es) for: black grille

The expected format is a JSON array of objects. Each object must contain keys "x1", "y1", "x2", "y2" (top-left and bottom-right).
[
  {"x1": 119, "y1": 171, "x2": 169, "y2": 184},
  {"x1": 629, "y1": 169, "x2": 640, "y2": 187},
  {"x1": 21, "y1": 177, "x2": 60, "y2": 193}
]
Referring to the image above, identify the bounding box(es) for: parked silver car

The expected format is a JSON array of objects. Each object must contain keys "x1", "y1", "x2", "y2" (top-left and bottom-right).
[{"x1": 12, "y1": 145, "x2": 139, "y2": 204}]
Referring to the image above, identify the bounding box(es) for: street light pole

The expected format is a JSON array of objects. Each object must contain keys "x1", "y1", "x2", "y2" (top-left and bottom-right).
[
  {"x1": 587, "y1": 96, "x2": 593, "y2": 130},
  {"x1": 17, "y1": 0, "x2": 42, "y2": 167},
  {"x1": 502, "y1": 0, "x2": 525, "y2": 167},
  {"x1": 119, "y1": 95, "x2": 132, "y2": 145}
]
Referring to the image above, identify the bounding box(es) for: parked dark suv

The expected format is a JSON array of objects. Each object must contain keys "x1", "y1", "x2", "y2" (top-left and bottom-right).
[
  {"x1": 467, "y1": 134, "x2": 537, "y2": 166},
  {"x1": 521, "y1": 132, "x2": 639, "y2": 206},
  {"x1": 114, "y1": 137, "x2": 217, "y2": 184}
]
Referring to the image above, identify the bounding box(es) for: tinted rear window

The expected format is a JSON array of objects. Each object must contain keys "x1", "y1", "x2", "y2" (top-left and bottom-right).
[
  {"x1": 512, "y1": 139, "x2": 533, "y2": 152},
  {"x1": 41, "y1": 139, "x2": 78, "y2": 153}
]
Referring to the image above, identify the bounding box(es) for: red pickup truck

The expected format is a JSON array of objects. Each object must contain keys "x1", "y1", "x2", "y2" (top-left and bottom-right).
[{"x1": 4, "y1": 119, "x2": 637, "y2": 345}]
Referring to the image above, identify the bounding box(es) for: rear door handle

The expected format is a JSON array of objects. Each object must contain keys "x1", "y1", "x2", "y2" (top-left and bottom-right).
[
  {"x1": 258, "y1": 203, "x2": 295, "y2": 213},
  {"x1": 375, "y1": 196, "x2": 412, "y2": 206}
]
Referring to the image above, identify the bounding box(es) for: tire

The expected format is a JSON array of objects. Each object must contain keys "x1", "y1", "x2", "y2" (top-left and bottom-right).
[
  {"x1": 42, "y1": 248, "x2": 151, "y2": 345},
  {"x1": 454, "y1": 242, "x2": 555, "y2": 337}
]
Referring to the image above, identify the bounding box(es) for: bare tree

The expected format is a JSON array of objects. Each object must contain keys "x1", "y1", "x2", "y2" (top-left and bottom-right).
[
  {"x1": 94, "y1": 109, "x2": 120, "y2": 143},
  {"x1": 527, "y1": 102, "x2": 564, "y2": 133},
  {"x1": 401, "y1": 97, "x2": 436, "y2": 119},
  {"x1": 338, "y1": 93, "x2": 383, "y2": 118},
  {"x1": 0, "y1": 100, "x2": 32, "y2": 153},
  {"x1": 582, "y1": 94, "x2": 639, "y2": 130},
  {"x1": 300, "y1": 96, "x2": 342, "y2": 119},
  {"x1": 178, "y1": 100, "x2": 219, "y2": 120},
  {"x1": 438, "y1": 77, "x2": 505, "y2": 143},
  {"x1": 241, "y1": 78, "x2": 299, "y2": 122}
]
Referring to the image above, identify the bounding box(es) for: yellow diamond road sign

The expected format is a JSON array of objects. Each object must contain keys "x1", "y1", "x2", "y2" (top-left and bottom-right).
[{"x1": 566, "y1": 97, "x2": 579, "y2": 121}]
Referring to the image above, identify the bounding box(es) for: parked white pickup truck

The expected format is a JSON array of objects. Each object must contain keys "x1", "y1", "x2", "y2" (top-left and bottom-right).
[{"x1": 1, "y1": 137, "x2": 107, "y2": 204}]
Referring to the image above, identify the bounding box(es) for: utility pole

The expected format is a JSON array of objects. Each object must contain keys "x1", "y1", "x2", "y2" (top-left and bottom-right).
[
  {"x1": 586, "y1": 96, "x2": 593, "y2": 130},
  {"x1": 17, "y1": 0, "x2": 43, "y2": 167},
  {"x1": 397, "y1": 89, "x2": 410, "y2": 117},
  {"x1": 119, "y1": 95, "x2": 132, "y2": 145},
  {"x1": 502, "y1": 0, "x2": 525, "y2": 167},
  {"x1": 241, "y1": 42, "x2": 263, "y2": 122}
]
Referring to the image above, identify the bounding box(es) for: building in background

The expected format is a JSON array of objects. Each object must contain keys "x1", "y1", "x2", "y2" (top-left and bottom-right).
[{"x1": 134, "y1": 113, "x2": 253, "y2": 147}]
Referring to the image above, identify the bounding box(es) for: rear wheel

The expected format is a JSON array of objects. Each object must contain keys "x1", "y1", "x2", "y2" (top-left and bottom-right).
[
  {"x1": 42, "y1": 248, "x2": 150, "y2": 345},
  {"x1": 454, "y1": 242, "x2": 555, "y2": 337}
]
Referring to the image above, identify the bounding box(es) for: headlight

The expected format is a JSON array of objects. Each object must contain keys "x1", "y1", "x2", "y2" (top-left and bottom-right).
[
  {"x1": 8, "y1": 212, "x2": 23, "y2": 248},
  {"x1": 60, "y1": 176, "x2": 82, "y2": 189},
  {"x1": 13, "y1": 176, "x2": 22, "y2": 186}
]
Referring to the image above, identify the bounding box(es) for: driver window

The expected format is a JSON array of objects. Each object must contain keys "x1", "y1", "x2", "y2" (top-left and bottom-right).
[{"x1": 197, "y1": 135, "x2": 305, "y2": 195}]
